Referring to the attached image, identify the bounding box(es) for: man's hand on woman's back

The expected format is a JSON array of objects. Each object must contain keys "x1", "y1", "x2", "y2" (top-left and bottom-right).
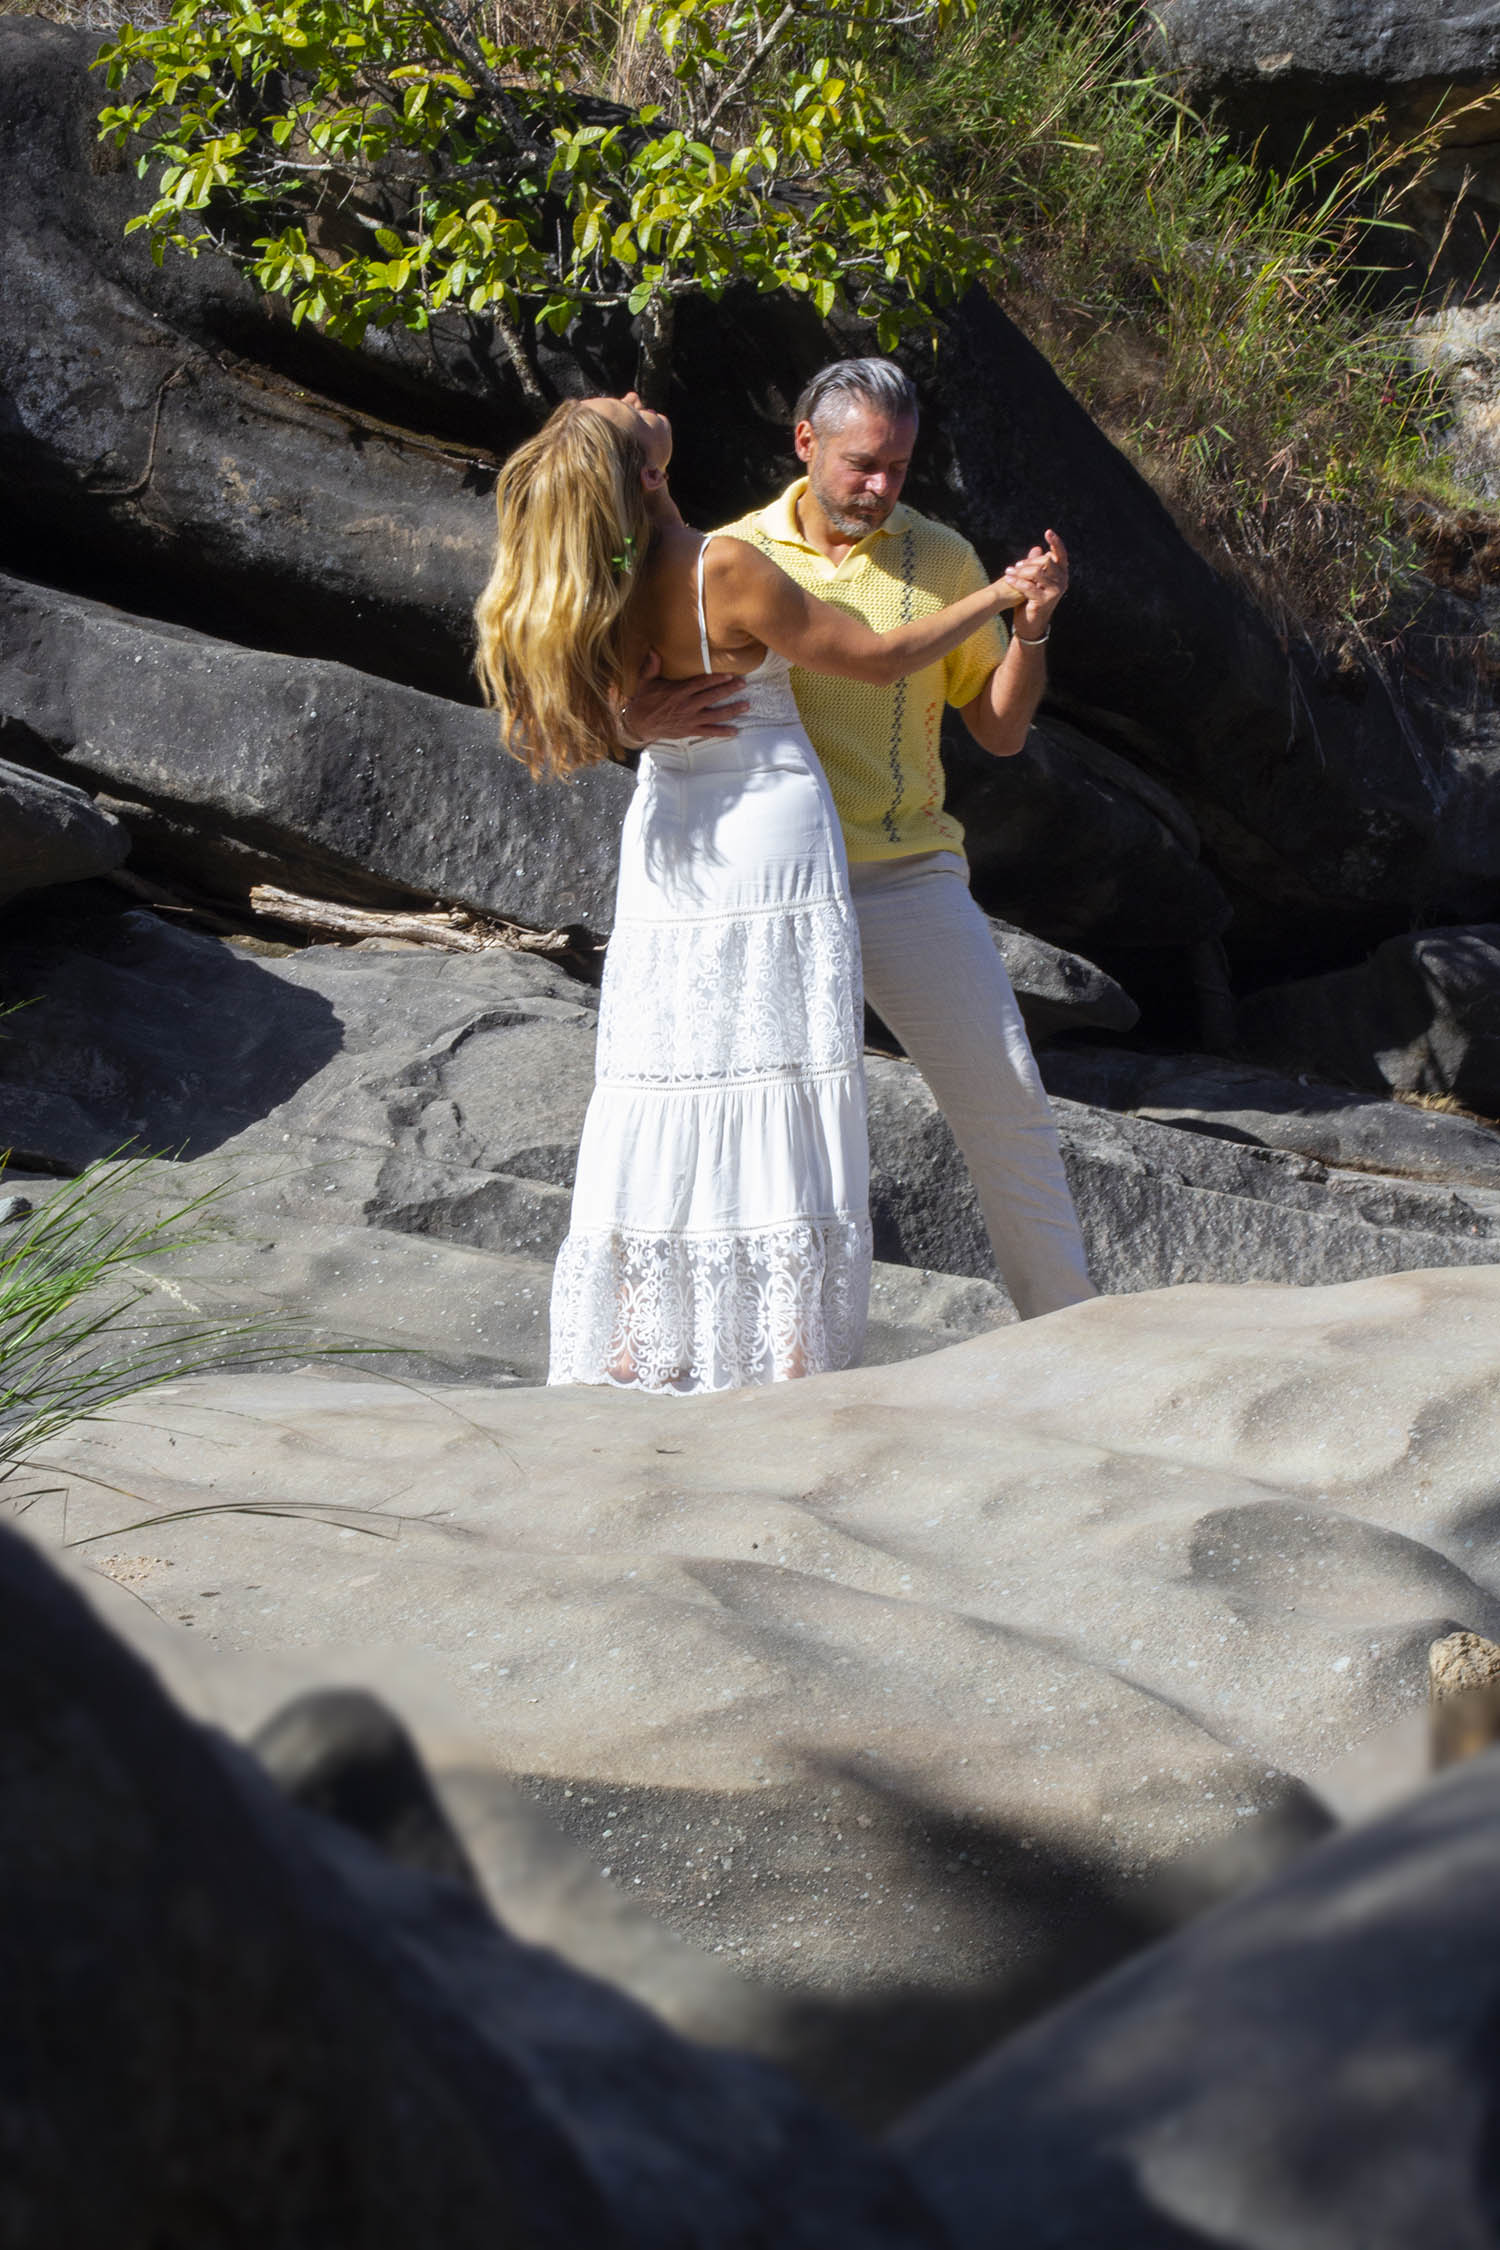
[{"x1": 620, "y1": 650, "x2": 750, "y2": 746}]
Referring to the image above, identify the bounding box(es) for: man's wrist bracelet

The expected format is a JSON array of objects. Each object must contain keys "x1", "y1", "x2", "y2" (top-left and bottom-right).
[{"x1": 1014, "y1": 627, "x2": 1051, "y2": 646}]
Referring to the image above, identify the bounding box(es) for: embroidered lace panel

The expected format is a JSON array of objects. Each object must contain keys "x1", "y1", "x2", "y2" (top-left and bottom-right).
[
  {"x1": 548, "y1": 1215, "x2": 872, "y2": 1393},
  {"x1": 599, "y1": 896, "x2": 862, "y2": 1086}
]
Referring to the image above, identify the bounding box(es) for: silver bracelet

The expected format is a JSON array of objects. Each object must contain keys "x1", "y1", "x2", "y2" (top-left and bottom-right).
[{"x1": 1014, "y1": 627, "x2": 1051, "y2": 646}]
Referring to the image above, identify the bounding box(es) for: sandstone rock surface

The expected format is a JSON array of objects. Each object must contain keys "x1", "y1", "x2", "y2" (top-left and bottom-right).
[{"x1": 23, "y1": 1265, "x2": 1500, "y2": 2116}]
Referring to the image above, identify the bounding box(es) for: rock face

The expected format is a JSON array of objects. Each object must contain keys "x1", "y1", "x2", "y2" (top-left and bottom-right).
[
  {"x1": 0, "y1": 756, "x2": 127, "y2": 907},
  {"x1": 1239, "y1": 926, "x2": 1500, "y2": 1115},
  {"x1": 944, "y1": 717, "x2": 1231, "y2": 959},
  {"x1": 8, "y1": 910, "x2": 1500, "y2": 1317},
  {"x1": 0, "y1": 571, "x2": 633, "y2": 929},
  {"x1": 0, "y1": 1521, "x2": 943, "y2": 2246},
  {"x1": 1039, "y1": 1045, "x2": 1500, "y2": 1187},
  {"x1": 26, "y1": 1264, "x2": 1500, "y2": 2123},
  {"x1": 895, "y1": 1743, "x2": 1500, "y2": 2249},
  {"x1": 1150, "y1": 0, "x2": 1500, "y2": 108},
  {"x1": 921, "y1": 290, "x2": 1500, "y2": 974},
  {"x1": 10, "y1": 17, "x2": 1500, "y2": 990},
  {"x1": 8, "y1": 908, "x2": 1500, "y2": 1333},
  {"x1": 985, "y1": 917, "x2": 1138, "y2": 1044},
  {"x1": 867, "y1": 1056, "x2": 1500, "y2": 1296}
]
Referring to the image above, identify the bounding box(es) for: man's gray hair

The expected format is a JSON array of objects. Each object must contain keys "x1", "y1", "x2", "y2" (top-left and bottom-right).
[{"x1": 794, "y1": 358, "x2": 919, "y2": 435}]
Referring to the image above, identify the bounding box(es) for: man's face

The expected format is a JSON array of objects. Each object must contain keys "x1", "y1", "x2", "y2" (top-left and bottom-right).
[{"x1": 796, "y1": 403, "x2": 917, "y2": 541}]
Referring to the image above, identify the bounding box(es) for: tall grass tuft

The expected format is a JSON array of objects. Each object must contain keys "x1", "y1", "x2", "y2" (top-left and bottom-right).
[
  {"x1": 0, "y1": 1155, "x2": 305, "y2": 1483},
  {"x1": 899, "y1": 0, "x2": 1466, "y2": 646}
]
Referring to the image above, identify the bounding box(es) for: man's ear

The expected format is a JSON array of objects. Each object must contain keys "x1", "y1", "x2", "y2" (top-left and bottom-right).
[{"x1": 793, "y1": 418, "x2": 816, "y2": 464}]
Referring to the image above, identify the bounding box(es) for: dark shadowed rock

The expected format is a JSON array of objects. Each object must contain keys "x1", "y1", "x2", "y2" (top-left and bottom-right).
[
  {"x1": 0, "y1": 1521, "x2": 945, "y2": 2246},
  {"x1": 919, "y1": 288, "x2": 1500, "y2": 969},
  {"x1": 0, "y1": 572, "x2": 633, "y2": 928},
  {"x1": 0, "y1": 756, "x2": 127, "y2": 907},
  {"x1": 946, "y1": 714, "x2": 1231, "y2": 956},
  {"x1": 0, "y1": 21, "x2": 503, "y2": 703},
  {"x1": 1239, "y1": 924, "x2": 1500, "y2": 1115},
  {"x1": 896, "y1": 1744, "x2": 1500, "y2": 2250}
]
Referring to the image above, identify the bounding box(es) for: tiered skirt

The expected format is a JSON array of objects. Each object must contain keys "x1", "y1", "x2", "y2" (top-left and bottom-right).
[{"x1": 548, "y1": 725, "x2": 872, "y2": 1393}]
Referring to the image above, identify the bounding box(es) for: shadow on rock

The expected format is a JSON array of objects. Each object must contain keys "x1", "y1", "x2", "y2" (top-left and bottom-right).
[
  {"x1": 0, "y1": 1524, "x2": 947, "y2": 2247},
  {"x1": 895, "y1": 1745, "x2": 1500, "y2": 2247},
  {"x1": 0, "y1": 900, "x2": 342, "y2": 1166},
  {"x1": 515, "y1": 1751, "x2": 1330, "y2": 2131}
]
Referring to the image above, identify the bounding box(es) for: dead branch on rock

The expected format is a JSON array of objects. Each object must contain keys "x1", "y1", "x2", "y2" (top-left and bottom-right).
[{"x1": 247, "y1": 883, "x2": 574, "y2": 956}]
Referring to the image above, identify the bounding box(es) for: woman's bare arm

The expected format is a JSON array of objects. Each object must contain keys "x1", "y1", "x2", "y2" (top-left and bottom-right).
[{"x1": 709, "y1": 538, "x2": 1023, "y2": 686}]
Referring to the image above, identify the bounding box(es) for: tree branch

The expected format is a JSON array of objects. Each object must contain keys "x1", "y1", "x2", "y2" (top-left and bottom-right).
[{"x1": 702, "y1": 0, "x2": 798, "y2": 133}]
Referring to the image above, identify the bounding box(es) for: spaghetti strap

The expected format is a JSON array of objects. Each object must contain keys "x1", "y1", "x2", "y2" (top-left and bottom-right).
[{"x1": 695, "y1": 534, "x2": 716, "y2": 673}]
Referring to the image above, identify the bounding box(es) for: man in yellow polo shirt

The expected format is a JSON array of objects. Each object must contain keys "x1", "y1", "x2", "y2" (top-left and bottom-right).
[{"x1": 629, "y1": 357, "x2": 1094, "y2": 1321}]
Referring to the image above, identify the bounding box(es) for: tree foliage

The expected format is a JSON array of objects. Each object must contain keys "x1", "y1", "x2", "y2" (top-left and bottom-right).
[{"x1": 96, "y1": 0, "x2": 991, "y2": 404}]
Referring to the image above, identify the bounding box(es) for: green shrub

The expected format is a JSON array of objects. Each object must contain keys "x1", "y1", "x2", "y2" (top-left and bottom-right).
[{"x1": 899, "y1": 0, "x2": 1463, "y2": 643}]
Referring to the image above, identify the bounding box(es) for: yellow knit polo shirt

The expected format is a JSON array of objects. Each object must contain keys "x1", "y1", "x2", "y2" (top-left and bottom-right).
[{"x1": 720, "y1": 479, "x2": 1008, "y2": 862}]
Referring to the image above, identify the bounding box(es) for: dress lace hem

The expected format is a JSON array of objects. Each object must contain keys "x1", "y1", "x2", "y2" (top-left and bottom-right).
[{"x1": 547, "y1": 1215, "x2": 872, "y2": 1395}]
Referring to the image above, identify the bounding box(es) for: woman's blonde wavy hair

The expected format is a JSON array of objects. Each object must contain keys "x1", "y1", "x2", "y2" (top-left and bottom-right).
[{"x1": 474, "y1": 400, "x2": 654, "y2": 783}]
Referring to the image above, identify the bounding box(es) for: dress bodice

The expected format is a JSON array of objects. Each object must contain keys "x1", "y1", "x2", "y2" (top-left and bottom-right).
[{"x1": 649, "y1": 532, "x2": 803, "y2": 746}]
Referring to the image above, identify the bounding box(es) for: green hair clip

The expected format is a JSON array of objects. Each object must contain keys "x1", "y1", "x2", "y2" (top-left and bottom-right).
[{"x1": 611, "y1": 533, "x2": 637, "y2": 576}]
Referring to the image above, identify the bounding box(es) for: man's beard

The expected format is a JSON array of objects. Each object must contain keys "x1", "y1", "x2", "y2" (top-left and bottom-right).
[{"x1": 808, "y1": 469, "x2": 891, "y2": 541}]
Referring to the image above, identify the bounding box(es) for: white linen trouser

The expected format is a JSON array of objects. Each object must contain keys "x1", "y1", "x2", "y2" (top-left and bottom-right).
[{"x1": 849, "y1": 851, "x2": 1096, "y2": 1320}]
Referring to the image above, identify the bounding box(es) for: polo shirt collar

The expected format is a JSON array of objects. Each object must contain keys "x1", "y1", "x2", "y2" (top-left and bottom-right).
[{"x1": 760, "y1": 478, "x2": 915, "y2": 555}]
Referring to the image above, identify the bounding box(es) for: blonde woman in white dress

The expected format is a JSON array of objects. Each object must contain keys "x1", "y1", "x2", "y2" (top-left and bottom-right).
[{"x1": 475, "y1": 392, "x2": 1025, "y2": 1394}]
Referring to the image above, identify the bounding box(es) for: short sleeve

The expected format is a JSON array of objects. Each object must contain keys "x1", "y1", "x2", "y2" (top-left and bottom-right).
[{"x1": 943, "y1": 542, "x2": 1009, "y2": 709}]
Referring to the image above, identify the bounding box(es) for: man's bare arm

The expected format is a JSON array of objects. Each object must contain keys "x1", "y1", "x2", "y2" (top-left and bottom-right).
[{"x1": 962, "y1": 530, "x2": 1069, "y2": 760}]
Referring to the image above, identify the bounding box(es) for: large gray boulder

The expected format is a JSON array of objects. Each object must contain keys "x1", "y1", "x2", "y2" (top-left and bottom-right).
[
  {"x1": 0, "y1": 756, "x2": 127, "y2": 907},
  {"x1": 1239, "y1": 925, "x2": 1500, "y2": 1115},
  {"x1": 0, "y1": 1521, "x2": 942, "y2": 2246},
  {"x1": 896, "y1": 1742, "x2": 1500, "y2": 2249},
  {"x1": 0, "y1": 21, "x2": 499, "y2": 703},
  {"x1": 1149, "y1": 0, "x2": 1500, "y2": 125},
  {"x1": 0, "y1": 568, "x2": 1210, "y2": 968},
  {"x1": 986, "y1": 916, "x2": 1139, "y2": 1044},
  {"x1": 1147, "y1": 1, "x2": 1500, "y2": 291},
  {"x1": 0, "y1": 571, "x2": 633, "y2": 930}
]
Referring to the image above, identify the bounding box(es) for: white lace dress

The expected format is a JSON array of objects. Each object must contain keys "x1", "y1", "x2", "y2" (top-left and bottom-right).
[{"x1": 548, "y1": 536, "x2": 872, "y2": 1393}]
